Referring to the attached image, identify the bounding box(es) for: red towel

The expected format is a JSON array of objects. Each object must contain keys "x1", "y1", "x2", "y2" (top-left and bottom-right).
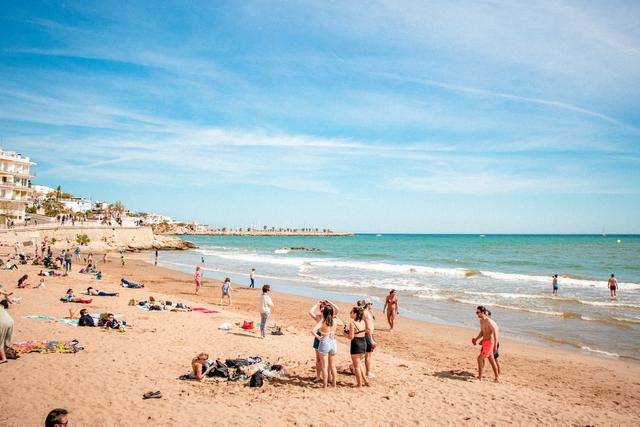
[{"x1": 192, "y1": 307, "x2": 219, "y2": 314}]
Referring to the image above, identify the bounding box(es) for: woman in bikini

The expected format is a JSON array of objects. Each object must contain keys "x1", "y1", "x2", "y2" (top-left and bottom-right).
[
  {"x1": 346, "y1": 306, "x2": 369, "y2": 387},
  {"x1": 191, "y1": 352, "x2": 213, "y2": 381},
  {"x1": 312, "y1": 304, "x2": 337, "y2": 388},
  {"x1": 308, "y1": 300, "x2": 339, "y2": 382},
  {"x1": 383, "y1": 289, "x2": 399, "y2": 332}
]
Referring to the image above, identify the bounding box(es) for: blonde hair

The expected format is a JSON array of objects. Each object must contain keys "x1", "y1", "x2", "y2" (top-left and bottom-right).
[{"x1": 196, "y1": 352, "x2": 208, "y2": 360}]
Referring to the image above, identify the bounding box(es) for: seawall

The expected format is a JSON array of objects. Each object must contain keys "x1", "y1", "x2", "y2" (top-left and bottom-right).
[{"x1": 0, "y1": 225, "x2": 194, "y2": 252}]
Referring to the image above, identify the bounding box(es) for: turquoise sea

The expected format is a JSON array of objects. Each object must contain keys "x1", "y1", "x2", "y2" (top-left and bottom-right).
[{"x1": 159, "y1": 234, "x2": 640, "y2": 360}]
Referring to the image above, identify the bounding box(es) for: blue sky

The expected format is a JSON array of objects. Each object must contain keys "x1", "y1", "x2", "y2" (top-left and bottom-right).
[{"x1": 1, "y1": 0, "x2": 639, "y2": 233}]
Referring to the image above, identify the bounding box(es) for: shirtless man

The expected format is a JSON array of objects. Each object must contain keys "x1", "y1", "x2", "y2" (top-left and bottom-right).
[
  {"x1": 360, "y1": 298, "x2": 377, "y2": 378},
  {"x1": 382, "y1": 289, "x2": 399, "y2": 332},
  {"x1": 608, "y1": 274, "x2": 618, "y2": 298},
  {"x1": 472, "y1": 306, "x2": 500, "y2": 382}
]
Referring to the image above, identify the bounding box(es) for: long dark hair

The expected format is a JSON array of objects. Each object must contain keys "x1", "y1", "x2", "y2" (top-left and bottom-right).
[
  {"x1": 18, "y1": 274, "x2": 28, "y2": 284},
  {"x1": 322, "y1": 305, "x2": 334, "y2": 327},
  {"x1": 352, "y1": 307, "x2": 364, "y2": 322}
]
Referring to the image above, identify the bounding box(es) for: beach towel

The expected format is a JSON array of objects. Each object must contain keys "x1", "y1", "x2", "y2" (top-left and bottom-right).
[
  {"x1": 192, "y1": 307, "x2": 219, "y2": 314},
  {"x1": 11, "y1": 339, "x2": 83, "y2": 354},
  {"x1": 23, "y1": 315, "x2": 56, "y2": 321}
]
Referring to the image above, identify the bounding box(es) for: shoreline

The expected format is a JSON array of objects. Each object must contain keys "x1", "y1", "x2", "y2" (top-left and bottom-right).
[
  {"x1": 155, "y1": 252, "x2": 640, "y2": 364},
  {"x1": 1, "y1": 248, "x2": 639, "y2": 425}
]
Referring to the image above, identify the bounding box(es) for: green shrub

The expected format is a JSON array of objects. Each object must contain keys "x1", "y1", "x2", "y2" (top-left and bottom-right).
[{"x1": 76, "y1": 234, "x2": 90, "y2": 245}]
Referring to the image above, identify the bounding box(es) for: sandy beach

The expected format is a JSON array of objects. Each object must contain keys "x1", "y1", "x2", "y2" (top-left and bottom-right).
[{"x1": 1, "y1": 249, "x2": 639, "y2": 427}]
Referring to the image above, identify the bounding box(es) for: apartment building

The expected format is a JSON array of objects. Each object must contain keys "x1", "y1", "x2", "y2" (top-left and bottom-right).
[{"x1": 0, "y1": 148, "x2": 34, "y2": 226}]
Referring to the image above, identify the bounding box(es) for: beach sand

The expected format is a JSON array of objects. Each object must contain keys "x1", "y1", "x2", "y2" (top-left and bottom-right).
[{"x1": 1, "y1": 249, "x2": 639, "y2": 426}]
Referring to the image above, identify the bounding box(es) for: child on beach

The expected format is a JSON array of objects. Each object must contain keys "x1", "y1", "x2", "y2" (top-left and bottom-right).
[
  {"x1": 120, "y1": 252, "x2": 125, "y2": 268},
  {"x1": 552, "y1": 275, "x2": 559, "y2": 296},
  {"x1": 220, "y1": 277, "x2": 232, "y2": 305},
  {"x1": 312, "y1": 304, "x2": 338, "y2": 388},
  {"x1": 194, "y1": 267, "x2": 202, "y2": 295},
  {"x1": 472, "y1": 306, "x2": 500, "y2": 382}
]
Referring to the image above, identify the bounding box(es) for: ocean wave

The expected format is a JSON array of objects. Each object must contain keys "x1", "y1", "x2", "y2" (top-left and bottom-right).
[
  {"x1": 308, "y1": 260, "x2": 469, "y2": 277},
  {"x1": 577, "y1": 300, "x2": 640, "y2": 309},
  {"x1": 479, "y1": 270, "x2": 640, "y2": 290},
  {"x1": 449, "y1": 298, "x2": 567, "y2": 317},
  {"x1": 580, "y1": 346, "x2": 619, "y2": 358}
]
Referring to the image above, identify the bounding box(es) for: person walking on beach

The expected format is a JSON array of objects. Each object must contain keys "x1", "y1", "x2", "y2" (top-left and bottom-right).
[
  {"x1": 154, "y1": 250, "x2": 158, "y2": 266},
  {"x1": 346, "y1": 306, "x2": 369, "y2": 387},
  {"x1": 260, "y1": 284, "x2": 274, "y2": 338},
  {"x1": 552, "y1": 274, "x2": 559, "y2": 296},
  {"x1": 74, "y1": 247, "x2": 81, "y2": 262},
  {"x1": 249, "y1": 268, "x2": 256, "y2": 288},
  {"x1": 609, "y1": 274, "x2": 618, "y2": 298},
  {"x1": 312, "y1": 303, "x2": 338, "y2": 388},
  {"x1": 475, "y1": 309, "x2": 502, "y2": 377},
  {"x1": 472, "y1": 306, "x2": 500, "y2": 382},
  {"x1": 63, "y1": 250, "x2": 72, "y2": 273},
  {"x1": 383, "y1": 289, "x2": 399, "y2": 332},
  {"x1": 309, "y1": 300, "x2": 340, "y2": 381},
  {"x1": 220, "y1": 277, "x2": 232, "y2": 305},
  {"x1": 194, "y1": 266, "x2": 202, "y2": 295},
  {"x1": 359, "y1": 298, "x2": 377, "y2": 378},
  {"x1": 120, "y1": 251, "x2": 125, "y2": 268}
]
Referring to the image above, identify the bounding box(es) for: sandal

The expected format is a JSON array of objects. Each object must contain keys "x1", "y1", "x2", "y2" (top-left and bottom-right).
[{"x1": 143, "y1": 391, "x2": 162, "y2": 399}]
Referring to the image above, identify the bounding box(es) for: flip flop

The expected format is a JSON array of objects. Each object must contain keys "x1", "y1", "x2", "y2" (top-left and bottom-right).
[{"x1": 143, "y1": 391, "x2": 162, "y2": 399}]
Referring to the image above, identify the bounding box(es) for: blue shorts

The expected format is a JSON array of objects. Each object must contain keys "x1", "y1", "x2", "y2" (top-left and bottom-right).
[{"x1": 317, "y1": 338, "x2": 336, "y2": 355}]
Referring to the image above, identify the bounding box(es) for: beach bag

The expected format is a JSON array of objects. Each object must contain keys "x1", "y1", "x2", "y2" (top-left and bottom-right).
[
  {"x1": 165, "y1": 301, "x2": 172, "y2": 306},
  {"x1": 225, "y1": 358, "x2": 249, "y2": 368},
  {"x1": 149, "y1": 305, "x2": 162, "y2": 311},
  {"x1": 4, "y1": 346, "x2": 19, "y2": 359},
  {"x1": 242, "y1": 321, "x2": 254, "y2": 330},
  {"x1": 249, "y1": 370, "x2": 263, "y2": 388},
  {"x1": 209, "y1": 360, "x2": 229, "y2": 378}
]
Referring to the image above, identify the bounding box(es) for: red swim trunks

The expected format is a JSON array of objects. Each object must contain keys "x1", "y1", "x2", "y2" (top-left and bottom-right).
[{"x1": 480, "y1": 340, "x2": 493, "y2": 357}]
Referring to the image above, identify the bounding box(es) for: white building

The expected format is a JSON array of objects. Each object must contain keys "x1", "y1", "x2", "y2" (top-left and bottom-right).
[
  {"x1": 145, "y1": 213, "x2": 175, "y2": 224},
  {"x1": 60, "y1": 197, "x2": 92, "y2": 213},
  {"x1": 32, "y1": 185, "x2": 54, "y2": 196},
  {"x1": 0, "y1": 148, "x2": 34, "y2": 226}
]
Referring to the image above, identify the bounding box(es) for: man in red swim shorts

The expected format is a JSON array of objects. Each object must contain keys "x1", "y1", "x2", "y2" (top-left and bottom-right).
[{"x1": 472, "y1": 306, "x2": 500, "y2": 382}]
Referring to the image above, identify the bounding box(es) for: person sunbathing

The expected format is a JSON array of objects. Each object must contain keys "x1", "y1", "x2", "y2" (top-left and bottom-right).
[
  {"x1": 103, "y1": 313, "x2": 126, "y2": 330},
  {"x1": 39, "y1": 269, "x2": 62, "y2": 277},
  {"x1": 17, "y1": 274, "x2": 31, "y2": 288},
  {"x1": 192, "y1": 353, "x2": 214, "y2": 380},
  {"x1": 121, "y1": 278, "x2": 144, "y2": 288},
  {"x1": 60, "y1": 288, "x2": 92, "y2": 304},
  {"x1": 86, "y1": 287, "x2": 119, "y2": 297},
  {"x1": 78, "y1": 308, "x2": 95, "y2": 327}
]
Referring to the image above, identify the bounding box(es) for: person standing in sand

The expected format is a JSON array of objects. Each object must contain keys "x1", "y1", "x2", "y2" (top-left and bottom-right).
[
  {"x1": 552, "y1": 274, "x2": 559, "y2": 296},
  {"x1": 0, "y1": 289, "x2": 14, "y2": 364},
  {"x1": 383, "y1": 289, "x2": 399, "y2": 331},
  {"x1": 154, "y1": 250, "x2": 158, "y2": 266},
  {"x1": 220, "y1": 277, "x2": 232, "y2": 305},
  {"x1": 309, "y1": 300, "x2": 340, "y2": 381},
  {"x1": 194, "y1": 266, "x2": 202, "y2": 295},
  {"x1": 249, "y1": 268, "x2": 256, "y2": 288},
  {"x1": 608, "y1": 274, "x2": 618, "y2": 297},
  {"x1": 359, "y1": 298, "x2": 377, "y2": 378},
  {"x1": 472, "y1": 306, "x2": 500, "y2": 382},
  {"x1": 260, "y1": 284, "x2": 274, "y2": 338},
  {"x1": 312, "y1": 304, "x2": 338, "y2": 388},
  {"x1": 346, "y1": 306, "x2": 369, "y2": 387}
]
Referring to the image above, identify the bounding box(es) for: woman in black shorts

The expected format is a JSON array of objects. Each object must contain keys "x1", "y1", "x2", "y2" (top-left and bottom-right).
[{"x1": 346, "y1": 306, "x2": 369, "y2": 387}]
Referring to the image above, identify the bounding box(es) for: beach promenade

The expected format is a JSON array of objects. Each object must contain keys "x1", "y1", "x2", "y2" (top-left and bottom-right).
[{"x1": 0, "y1": 249, "x2": 639, "y2": 426}]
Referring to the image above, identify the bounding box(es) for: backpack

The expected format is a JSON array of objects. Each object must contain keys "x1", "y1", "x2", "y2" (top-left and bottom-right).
[
  {"x1": 249, "y1": 370, "x2": 263, "y2": 388},
  {"x1": 208, "y1": 360, "x2": 229, "y2": 378}
]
